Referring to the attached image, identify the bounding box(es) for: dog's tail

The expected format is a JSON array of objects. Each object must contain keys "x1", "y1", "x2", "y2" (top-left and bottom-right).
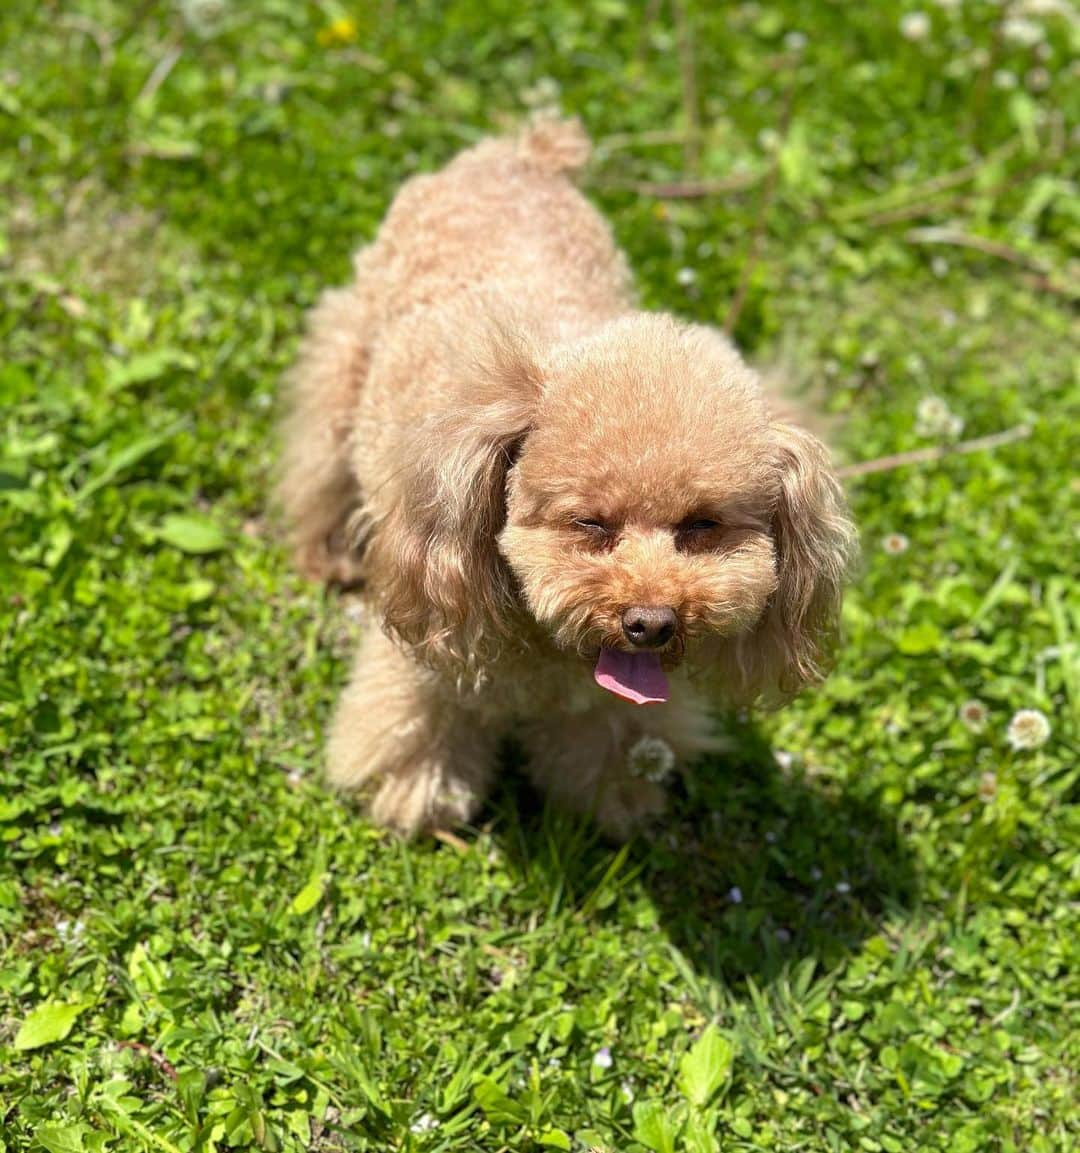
[{"x1": 516, "y1": 115, "x2": 591, "y2": 176}]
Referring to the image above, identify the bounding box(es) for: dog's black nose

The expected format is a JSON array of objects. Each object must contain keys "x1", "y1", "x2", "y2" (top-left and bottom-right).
[{"x1": 621, "y1": 605, "x2": 677, "y2": 649}]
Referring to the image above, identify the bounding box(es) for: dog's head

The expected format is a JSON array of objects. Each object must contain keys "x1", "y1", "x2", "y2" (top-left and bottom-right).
[{"x1": 367, "y1": 313, "x2": 855, "y2": 703}]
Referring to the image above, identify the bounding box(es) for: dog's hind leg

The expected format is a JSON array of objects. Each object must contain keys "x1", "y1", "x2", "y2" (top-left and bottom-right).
[{"x1": 278, "y1": 248, "x2": 379, "y2": 586}]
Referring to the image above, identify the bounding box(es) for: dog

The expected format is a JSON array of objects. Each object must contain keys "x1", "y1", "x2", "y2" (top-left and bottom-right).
[{"x1": 279, "y1": 118, "x2": 856, "y2": 838}]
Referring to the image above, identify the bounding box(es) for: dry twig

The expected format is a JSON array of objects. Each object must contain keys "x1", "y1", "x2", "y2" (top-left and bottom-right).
[
  {"x1": 592, "y1": 172, "x2": 762, "y2": 199},
  {"x1": 836, "y1": 424, "x2": 1032, "y2": 481}
]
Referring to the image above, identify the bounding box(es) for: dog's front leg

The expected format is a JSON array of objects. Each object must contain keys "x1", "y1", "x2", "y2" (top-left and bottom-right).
[
  {"x1": 326, "y1": 630, "x2": 495, "y2": 835},
  {"x1": 520, "y1": 686, "x2": 722, "y2": 839}
]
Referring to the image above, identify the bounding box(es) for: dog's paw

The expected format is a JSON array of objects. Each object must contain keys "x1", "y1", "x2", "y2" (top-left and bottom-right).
[
  {"x1": 593, "y1": 777, "x2": 667, "y2": 841},
  {"x1": 369, "y1": 762, "x2": 481, "y2": 836}
]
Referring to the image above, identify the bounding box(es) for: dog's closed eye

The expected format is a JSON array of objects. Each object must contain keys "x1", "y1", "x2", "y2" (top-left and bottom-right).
[
  {"x1": 675, "y1": 515, "x2": 728, "y2": 553},
  {"x1": 573, "y1": 517, "x2": 610, "y2": 533},
  {"x1": 571, "y1": 517, "x2": 619, "y2": 550}
]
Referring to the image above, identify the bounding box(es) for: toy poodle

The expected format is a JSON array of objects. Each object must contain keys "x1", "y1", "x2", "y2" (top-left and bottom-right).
[{"x1": 279, "y1": 118, "x2": 856, "y2": 838}]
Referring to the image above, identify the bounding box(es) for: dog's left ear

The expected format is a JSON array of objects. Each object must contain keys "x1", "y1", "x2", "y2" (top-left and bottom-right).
[
  {"x1": 729, "y1": 423, "x2": 857, "y2": 703},
  {"x1": 366, "y1": 329, "x2": 542, "y2": 674}
]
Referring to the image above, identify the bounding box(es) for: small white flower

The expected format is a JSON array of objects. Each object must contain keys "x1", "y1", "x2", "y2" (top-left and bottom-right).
[
  {"x1": 627, "y1": 736, "x2": 676, "y2": 784},
  {"x1": 179, "y1": 0, "x2": 226, "y2": 36},
  {"x1": 727, "y1": 886, "x2": 743, "y2": 904},
  {"x1": 993, "y1": 70, "x2": 1018, "y2": 90},
  {"x1": 1002, "y1": 17, "x2": 1046, "y2": 46},
  {"x1": 773, "y1": 750, "x2": 795, "y2": 770},
  {"x1": 621, "y1": 1079, "x2": 635, "y2": 1102},
  {"x1": 931, "y1": 255, "x2": 949, "y2": 278},
  {"x1": 835, "y1": 881, "x2": 852, "y2": 895},
  {"x1": 977, "y1": 771, "x2": 998, "y2": 802},
  {"x1": 1019, "y1": 0, "x2": 1073, "y2": 16},
  {"x1": 882, "y1": 532, "x2": 910, "y2": 555},
  {"x1": 900, "y1": 12, "x2": 931, "y2": 41},
  {"x1": 810, "y1": 866, "x2": 823, "y2": 881},
  {"x1": 1006, "y1": 708, "x2": 1051, "y2": 750},
  {"x1": 55, "y1": 918, "x2": 85, "y2": 944},
  {"x1": 286, "y1": 768, "x2": 304, "y2": 787},
  {"x1": 676, "y1": 266, "x2": 698, "y2": 287},
  {"x1": 915, "y1": 394, "x2": 963, "y2": 439},
  {"x1": 409, "y1": 1113, "x2": 439, "y2": 1134},
  {"x1": 593, "y1": 1046, "x2": 613, "y2": 1069},
  {"x1": 765, "y1": 830, "x2": 777, "y2": 844},
  {"x1": 784, "y1": 31, "x2": 807, "y2": 52},
  {"x1": 959, "y1": 699, "x2": 989, "y2": 732},
  {"x1": 521, "y1": 76, "x2": 562, "y2": 108}
]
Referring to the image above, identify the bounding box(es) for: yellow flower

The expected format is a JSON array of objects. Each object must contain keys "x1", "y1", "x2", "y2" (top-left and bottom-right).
[{"x1": 318, "y1": 16, "x2": 358, "y2": 47}]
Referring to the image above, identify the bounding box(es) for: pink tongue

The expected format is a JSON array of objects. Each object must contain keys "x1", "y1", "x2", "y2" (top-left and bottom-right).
[{"x1": 594, "y1": 648, "x2": 670, "y2": 705}]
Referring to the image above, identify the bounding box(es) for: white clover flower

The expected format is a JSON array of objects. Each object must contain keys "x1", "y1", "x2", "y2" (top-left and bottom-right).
[
  {"x1": 522, "y1": 76, "x2": 562, "y2": 109},
  {"x1": 627, "y1": 736, "x2": 676, "y2": 784},
  {"x1": 409, "y1": 1113, "x2": 439, "y2": 1134},
  {"x1": 959, "y1": 699, "x2": 989, "y2": 732},
  {"x1": 727, "y1": 885, "x2": 743, "y2": 904},
  {"x1": 773, "y1": 750, "x2": 795, "y2": 770},
  {"x1": 55, "y1": 918, "x2": 85, "y2": 944},
  {"x1": 977, "y1": 771, "x2": 998, "y2": 802},
  {"x1": 784, "y1": 31, "x2": 808, "y2": 52},
  {"x1": 593, "y1": 1046, "x2": 613, "y2": 1069},
  {"x1": 835, "y1": 881, "x2": 852, "y2": 895},
  {"x1": 1018, "y1": 0, "x2": 1074, "y2": 15},
  {"x1": 882, "y1": 532, "x2": 910, "y2": 555},
  {"x1": 179, "y1": 0, "x2": 226, "y2": 36},
  {"x1": 915, "y1": 394, "x2": 963, "y2": 438},
  {"x1": 1002, "y1": 17, "x2": 1046, "y2": 44},
  {"x1": 993, "y1": 70, "x2": 1019, "y2": 90},
  {"x1": 676, "y1": 266, "x2": 698, "y2": 287},
  {"x1": 1006, "y1": 708, "x2": 1051, "y2": 750},
  {"x1": 900, "y1": 12, "x2": 932, "y2": 41}
]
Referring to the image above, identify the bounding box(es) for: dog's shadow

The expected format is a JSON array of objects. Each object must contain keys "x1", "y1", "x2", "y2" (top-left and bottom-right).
[{"x1": 490, "y1": 718, "x2": 919, "y2": 987}]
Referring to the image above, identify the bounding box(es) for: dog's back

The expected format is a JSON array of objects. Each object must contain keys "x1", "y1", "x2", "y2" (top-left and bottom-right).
[{"x1": 372, "y1": 118, "x2": 631, "y2": 339}]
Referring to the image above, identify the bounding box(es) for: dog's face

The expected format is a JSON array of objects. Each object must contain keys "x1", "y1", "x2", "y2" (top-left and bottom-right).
[
  {"x1": 369, "y1": 314, "x2": 854, "y2": 705},
  {"x1": 499, "y1": 322, "x2": 782, "y2": 699}
]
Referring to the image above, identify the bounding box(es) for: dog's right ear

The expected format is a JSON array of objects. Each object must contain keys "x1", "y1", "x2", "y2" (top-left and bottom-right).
[{"x1": 363, "y1": 329, "x2": 543, "y2": 675}]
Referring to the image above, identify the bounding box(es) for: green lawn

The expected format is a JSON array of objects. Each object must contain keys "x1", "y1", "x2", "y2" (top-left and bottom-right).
[{"x1": 1, "y1": 1, "x2": 1077, "y2": 1150}]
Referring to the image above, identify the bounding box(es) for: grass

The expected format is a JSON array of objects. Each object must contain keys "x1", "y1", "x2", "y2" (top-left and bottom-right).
[{"x1": 1, "y1": 0, "x2": 1077, "y2": 1149}]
